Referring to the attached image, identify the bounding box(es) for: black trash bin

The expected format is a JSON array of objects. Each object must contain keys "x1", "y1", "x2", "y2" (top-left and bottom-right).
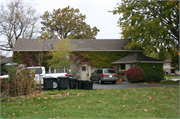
[
  {"x1": 69, "y1": 77, "x2": 77, "y2": 89},
  {"x1": 77, "y1": 80, "x2": 93, "y2": 90},
  {"x1": 43, "y1": 77, "x2": 58, "y2": 90},
  {"x1": 57, "y1": 77, "x2": 69, "y2": 90}
]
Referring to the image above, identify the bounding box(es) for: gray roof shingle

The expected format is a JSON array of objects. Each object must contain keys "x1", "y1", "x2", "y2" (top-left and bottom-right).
[
  {"x1": 112, "y1": 53, "x2": 164, "y2": 64},
  {"x1": 12, "y1": 39, "x2": 143, "y2": 52}
]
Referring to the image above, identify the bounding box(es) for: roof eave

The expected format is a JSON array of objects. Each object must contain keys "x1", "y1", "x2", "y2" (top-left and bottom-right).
[{"x1": 112, "y1": 61, "x2": 164, "y2": 64}]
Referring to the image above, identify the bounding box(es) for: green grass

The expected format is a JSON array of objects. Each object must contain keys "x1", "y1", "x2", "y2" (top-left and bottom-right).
[
  {"x1": 1, "y1": 86, "x2": 179, "y2": 118},
  {"x1": 159, "y1": 80, "x2": 179, "y2": 85},
  {"x1": 165, "y1": 75, "x2": 180, "y2": 80}
]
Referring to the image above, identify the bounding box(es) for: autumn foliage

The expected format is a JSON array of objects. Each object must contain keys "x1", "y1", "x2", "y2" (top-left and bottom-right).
[{"x1": 126, "y1": 67, "x2": 144, "y2": 82}]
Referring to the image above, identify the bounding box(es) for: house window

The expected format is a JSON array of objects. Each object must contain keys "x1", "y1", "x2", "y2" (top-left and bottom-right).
[
  {"x1": 130, "y1": 64, "x2": 134, "y2": 68},
  {"x1": 166, "y1": 63, "x2": 169, "y2": 66},
  {"x1": 120, "y1": 64, "x2": 125, "y2": 70},
  {"x1": 51, "y1": 68, "x2": 54, "y2": 73},
  {"x1": 56, "y1": 68, "x2": 64, "y2": 73},
  {"x1": 82, "y1": 66, "x2": 86, "y2": 71}
]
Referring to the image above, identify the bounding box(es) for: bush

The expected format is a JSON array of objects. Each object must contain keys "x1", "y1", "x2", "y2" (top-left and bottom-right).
[
  {"x1": 135, "y1": 63, "x2": 164, "y2": 83},
  {"x1": 126, "y1": 67, "x2": 144, "y2": 82},
  {"x1": 1, "y1": 67, "x2": 37, "y2": 97},
  {"x1": 144, "y1": 70, "x2": 164, "y2": 83}
]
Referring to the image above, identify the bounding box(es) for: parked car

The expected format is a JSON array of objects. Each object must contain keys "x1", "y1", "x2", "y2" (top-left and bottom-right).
[
  {"x1": 0, "y1": 66, "x2": 68, "y2": 85},
  {"x1": 90, "y1": 68, "x2": 118, "y2": 84}
]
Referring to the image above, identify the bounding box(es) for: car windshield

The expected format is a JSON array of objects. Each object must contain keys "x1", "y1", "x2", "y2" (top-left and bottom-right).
[
  {"x1": 27, "y1": 68, "x2": 42, "y2": 74},
  {"x1": 104, "y1": 69, "x2": 116, "y2": 73}
]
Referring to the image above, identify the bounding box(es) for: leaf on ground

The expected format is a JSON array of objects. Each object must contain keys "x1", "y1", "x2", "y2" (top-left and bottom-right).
[
  {"x1": 122, "y1": 105, "x2": 125, "y2": 107},
  {"x1": 20, "y1": 96, "x2": 25, "y2": 99},
  {"x1": 144, "y1": 109, "x2": 148, "y2": 112},
  {"x1": 12, "y1": 113, "x2": 15, "y2": 116}
]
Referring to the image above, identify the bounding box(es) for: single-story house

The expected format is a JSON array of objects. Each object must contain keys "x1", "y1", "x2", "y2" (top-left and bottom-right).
[
  {"x1": 12, "y1": 38, "x2": 144, "y2": 80},
  {"x1": 112, "y1": 53, "x2": 164, "y2": 80}
]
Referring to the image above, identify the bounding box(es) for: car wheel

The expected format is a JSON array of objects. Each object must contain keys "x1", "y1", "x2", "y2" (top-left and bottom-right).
[
  {"x1": 112, "y1": 81, "x2": 116, "y2": 84},
  {"x1": 53, "y1": 82, "x2": 58, "y2": 88}
]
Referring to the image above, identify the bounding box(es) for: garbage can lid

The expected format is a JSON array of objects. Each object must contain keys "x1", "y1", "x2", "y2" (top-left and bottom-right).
[
  {"x1": 69, "y1": 77, "x2": 77, "y2": 80},
  {"x1": 57, "y1": 76, "x2": 69, "y2": 79},
  {"x1": 77, "y1": 80, "x2": 85, "y2": 82}
]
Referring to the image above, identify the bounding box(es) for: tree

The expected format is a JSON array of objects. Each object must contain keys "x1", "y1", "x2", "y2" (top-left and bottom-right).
[
  {"x1": 111, "y1": 0, "x2": 179, "y2": 60},
  {"x1": 40, "y1": 6, "x2": 99, "y2": 39},
  {"x1": 0, "y1": 0, "x2": 40, "y2": 51},
  {"x1": 47, "y1": 38, "x2": 74, "y2": 69}
]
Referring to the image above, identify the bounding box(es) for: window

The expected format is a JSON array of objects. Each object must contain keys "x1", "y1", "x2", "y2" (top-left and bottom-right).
[
  {"x1": 82, "y1": 66, "x2": 86, "y2": 71},
  {"x1": 56, "y1": 68, "x2": 64, "y2": 73},
  {"x1": 165, "y1": 69, "x2": 169, "y2": 73},
  {"x1": 51, "y1": 68, "x2": 54, "y2": 73},
  {"x1": 130, "y1": 64, "x2": 134, "y2": 68},
  {"x1": 92, "y1": 70, "x2": 97, "y2": 75},
  {"x1": 97, "y1": 70, "x2": 103, "y2": 74},
  {"x1": 104, "y1": 69, "x2": 116, "y2": 73},
  {"x1": 120, "y1": 64, "x2": 125, "y2": 70},
  {"x1": 166, "y1": 63, "x2": 169, "y2": 66}
]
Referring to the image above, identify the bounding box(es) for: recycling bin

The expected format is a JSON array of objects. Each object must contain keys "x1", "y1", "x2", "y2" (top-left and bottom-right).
[
  {"x1": 57, "y1": 77, "x2": 69, "y2": 90},
  {"x1": 69, "y1": 77, "x2": 77, "y2": 89},
  {"x1": 77, "y1": 80, "x2": 93, "y2": 90},
  {"x1": 43, "y1": 77, "x2": 58, "y2": 90}
]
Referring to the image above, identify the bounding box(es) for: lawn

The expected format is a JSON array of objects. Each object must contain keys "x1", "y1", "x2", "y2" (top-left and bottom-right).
[
  {"x1": 165, "y1": 75, "x2": 180, "y2": 80},
  {"x1": 1, "y1": 86, "x2": 179, "y2": 118}
]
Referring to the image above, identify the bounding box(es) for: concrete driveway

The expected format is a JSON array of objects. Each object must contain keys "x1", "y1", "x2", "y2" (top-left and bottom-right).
[{"x1": 92, "y1": 81, "x2": 178, "y2": 89}]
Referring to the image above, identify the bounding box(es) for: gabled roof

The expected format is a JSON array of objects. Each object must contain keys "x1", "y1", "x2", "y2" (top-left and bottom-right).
[
  {"x1": 164, "y1": 59, "x2": 172, "y2": 63},
  {"x1": 112, "y1": 53, "x2": 164, "y2": 64},
  {"x1": 12, "y1": 38, "x2": 143, "y2": 52}
]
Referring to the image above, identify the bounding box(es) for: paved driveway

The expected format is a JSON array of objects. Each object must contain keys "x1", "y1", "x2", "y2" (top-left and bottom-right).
[{"x1": 92, "y1": 82, "x2": 178, "y2": 89}]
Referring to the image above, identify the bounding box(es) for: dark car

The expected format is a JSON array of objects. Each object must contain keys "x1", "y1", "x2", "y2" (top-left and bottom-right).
[{"x1": 90, "y1": 68, "x2": 118, "y2": 84}]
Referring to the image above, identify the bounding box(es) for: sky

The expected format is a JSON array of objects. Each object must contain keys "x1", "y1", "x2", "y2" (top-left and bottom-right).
[
  {"x1": 0, "y1": 0, "x2": 122, "y2": 57},
  {"x1": 34, "y1": 0, "x2": 122, "y2": 39}
]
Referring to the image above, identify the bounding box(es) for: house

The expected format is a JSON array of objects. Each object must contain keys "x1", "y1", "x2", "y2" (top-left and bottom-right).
[
  {"x1": 12, "y1": 38, "x2": 143, "y2": 80},
  {"x1": 163, "y1": 59, "x2": 175, "y2": 74},
  {"x1": 112, "y1": 53, "x2": 164, "y2": 80}
]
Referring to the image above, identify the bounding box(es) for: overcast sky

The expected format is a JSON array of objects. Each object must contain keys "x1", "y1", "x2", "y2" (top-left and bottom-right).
[
  {"x1": 34, "y1": 0, "x2": 122, "y2": 39},
  {"x1": 0, "y1": 0, "x2": 122, "y2": 57}
]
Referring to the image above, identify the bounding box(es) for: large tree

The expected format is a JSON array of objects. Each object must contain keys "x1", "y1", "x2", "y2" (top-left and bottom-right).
[
  {"x1": 111, "y1": 0, "x2": 179, "y2": 60},
  {"x1": 40, "y1": 6, "x2": 99, "y2": 39},
  {"x1": 0, "y1": 0, "x2": 40, "y2": 51}
]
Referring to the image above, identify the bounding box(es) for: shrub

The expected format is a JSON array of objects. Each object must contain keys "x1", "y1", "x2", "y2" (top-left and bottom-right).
[
  {"x1": 1, "y1": 67, "x2": 37, "y2": 97},
  {"x1": 126, "y1": 67, "x2": 144, "y2": 82},
  {"x1": 144, "y1": 70, "x2": 164, "y2": 83},
  {"x1": 135, "y1": 63, "x2": 164, "y2": 83}
]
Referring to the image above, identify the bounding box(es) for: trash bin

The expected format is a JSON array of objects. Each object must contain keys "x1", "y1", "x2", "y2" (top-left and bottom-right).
[
  {"x1": 69, "y1": 77, "x2": 77, "y2": 89},
  {"x1": 57, "y1": 77, "x2": 69, "y2": 90},
  {"x1": 43, "y1": 77, "x2": 58, "y2": 90},
  {"x1": 77, "y1": 80, "x2": 93, "y2": 90}
]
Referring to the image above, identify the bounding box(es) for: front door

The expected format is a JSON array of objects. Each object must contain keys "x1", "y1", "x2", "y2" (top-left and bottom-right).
[{"x1": 81, "y1": 66, "x2": 86, "y2": 80}]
